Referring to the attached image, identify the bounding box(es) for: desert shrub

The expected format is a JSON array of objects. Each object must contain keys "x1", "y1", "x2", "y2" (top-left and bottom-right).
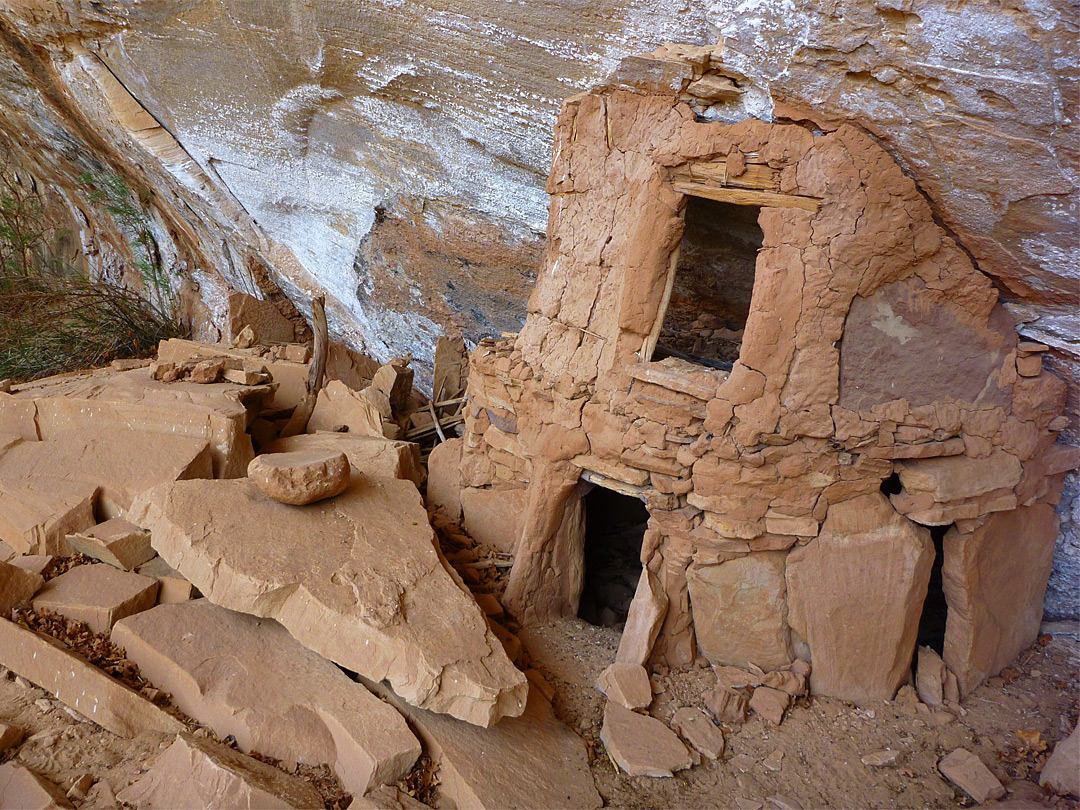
[{"x1": 0, "y1": 156, "x2": 184, "y2": 381}]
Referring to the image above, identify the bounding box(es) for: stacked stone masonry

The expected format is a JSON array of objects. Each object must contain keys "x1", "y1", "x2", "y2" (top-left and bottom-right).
[{"x1": 449, "y1": 47, "x2": 1079, "y2": 705}]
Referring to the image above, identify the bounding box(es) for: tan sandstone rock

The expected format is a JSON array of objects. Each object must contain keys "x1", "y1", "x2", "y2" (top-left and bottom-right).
[
  {"x1": 596, "y1": 663, "x2": 652, "y2": 710},
  {"x1": 247, "y1": 450, "x2": 351, "y2": 505},
  {"x1": 117, "y1": 733, "x2": 322, "y2": 810},
  {"x1": 0, "y1": 428, "x2": 212, "y2": 520},
  {"x1": 938, "y1": 748, "x2": 1005, "y2": 804},
  {"x1": 749, "y1": 686, "x2": 791, "y2": 726},
  {"x1": 942, "y1": 504, "x2": 1060, "y2": 696},
  {"x1": 308, "y1": 380, "x2": 386, "y2": 438},
  {"x1": 136, "y1": 557, "x2": 195, "y2": 604},
  {"x1": 461, "y1": 486, "x2": 527, "y2": 553},
  {"x1": 708, "y1": 686, "x2": 750, "y2": 725},
  {"x1": 1041, "y1": 724, "x2": 1079, "y2": 797},
  {"x1": 0, "y1": 762, "x2": 73, "y2": 810},
  {"x1": 66, "y1": 519, "x2": 155, "y2": 570},
  {"x1": 262, "y1": 432, "x2": 423, "y2": 488},
  {"x1": 670, "y1": 707, "x2": 725, "y2": 759},
  {"x1": 426, "y1": 438, "x2": 464, "y2": 520},
  {"x1": 0, "y1": 367, "x2": 269, "y2": 478},
  {"x1": 0, "y1": 477, "x2": 97, "y2": 555},
  {"x1": 687, "y1": 551, "x2": 793, "y2": 671},
  {"x1": 915, "y1": 646, "x2": 946, "y2": 708},
  {"x1": 129, "y1": 477, "x2": 527, "y2": 726},
  {"x1": 228, "y1": 291, "x2": 297, "y2": 346},
  {"x1": 616, "y1": 568, "x2": 668, "y2": 665},
  {"x1": 600, "y1": 701, "x2": 693, "y2": 778},
  {"x1": 786, "y1": 493, "x2": 934, "y2": 704},
  {"x1": 0, "y1": 560, "x2": 43, "y2": 616},
  {"x1": 33, "y1": 564, "x2": 159, "y2": 634},
  {"x1": 112, "y1": 600, "x2": 420, "y2": 796},
  {"x1": 0, "y1": 618, "x2": 182, "y2": 737},
  {"x1": 368, "y1": 675, "x2": 602, "y2": 810}
]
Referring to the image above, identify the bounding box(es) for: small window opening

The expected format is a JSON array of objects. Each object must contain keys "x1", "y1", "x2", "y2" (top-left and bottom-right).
[
  {"x1": 880, "y1": 473, "x2": 903, "y2": 496},
  {"x1": 652, "y1": 197, "x2": 763, "y2": 369},
  {"x1": 915, "y1": 524, "x2": 951, "y2": 656},
  {"x1": 578, "y1": 487, "x2": 650, "y2": 628}
]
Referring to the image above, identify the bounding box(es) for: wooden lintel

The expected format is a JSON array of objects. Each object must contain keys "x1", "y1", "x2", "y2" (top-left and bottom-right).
[{"x1": 672, "y1": 179, "x2": 821, "y2": 212}]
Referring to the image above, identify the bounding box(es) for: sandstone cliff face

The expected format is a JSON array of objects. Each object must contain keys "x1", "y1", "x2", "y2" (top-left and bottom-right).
[{"x1": 0, "y1": 0, "x2": 1075, "y2": 613}]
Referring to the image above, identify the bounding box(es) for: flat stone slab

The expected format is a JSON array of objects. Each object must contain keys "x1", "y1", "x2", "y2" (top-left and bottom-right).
[
  {"x1": 368, "y1": 674, "x2": 602, "y2": 810},
  {"x1": 596, "y1": 663, "x2": 652, "y2": 710},
  {"x1": 670, "y1": 707, "x2": 725, "y2": 759},
  {"x1": 0, "y1": 428, "x2": 212, "y2": 519},
  {"x1": 0, "y1": 367, "x2": 272, "y2": 478},
  {"x1": 0, "y1": 762, "x2": 73, "y2": 810},
  {"x1": 0, "y1": 618, "x2": 182, "y2": 737},
  {"x1": 248, "y1": 450, "x2": 351, "y2": 505},
  {"x1": 33, "y1": 564, "x2": 159, "y2": 633},
  {"x1": 113, "y1": 600, "x2": 420, "y2": 796},
  {"x1": 0, "y1": 476, "x2": 97, "y2": 555},
  {"x1": 116, "y1": 733, "x2": 323, "y2": 809},
  {"x1": 136, "y1": 556, "x2": 195, "y2": 604},
  {"x1": 1041, "y1": 724, "x2": 1079, "y2": 797},
  {"x1": 263, "y1": 432, "x2": 423, "y2": 487},
  {"x1": 66, "y1": 518, "x2": 155, "y2": 570},
  {"x1": 938, "y1": 748, "x2": 1005, "y2": 803},
  {"x1": 129, "y1": 477, "x2": 527, "y2": 726},
  {"x1": 601, "y1": 701, "x2": 693, "y2": 778}
]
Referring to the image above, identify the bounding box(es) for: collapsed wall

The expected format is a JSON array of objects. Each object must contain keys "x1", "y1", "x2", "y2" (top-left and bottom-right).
[{"x1": 438, "y1": 46, "x2": 1078, "y2": 704}]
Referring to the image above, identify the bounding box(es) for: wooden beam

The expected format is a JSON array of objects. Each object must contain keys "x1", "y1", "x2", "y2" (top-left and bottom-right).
[{"x1": 672, "y1": 179, "x2": 821, "y2": 212}]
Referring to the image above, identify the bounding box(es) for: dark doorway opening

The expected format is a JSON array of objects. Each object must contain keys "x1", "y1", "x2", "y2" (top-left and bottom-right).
[
  {"x1": 652, "y1": 198, "x2": 763, "y2": 369},
  {"x1": 578, "y1": 486, "x2": 650, "y2": 628},
  {"x1": 915, "y1": 524, "x2": 951, "y2": 656}
]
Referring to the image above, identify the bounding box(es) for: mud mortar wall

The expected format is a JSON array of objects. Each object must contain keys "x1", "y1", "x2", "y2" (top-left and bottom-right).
[{"x1": 456, "y1": 53, "x2": 1077, "y2": 701}]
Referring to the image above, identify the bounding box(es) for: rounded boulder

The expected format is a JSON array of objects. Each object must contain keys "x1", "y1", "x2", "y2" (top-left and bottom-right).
[{"x1": 248, "y1": 450, "x2": 351, "y2": 505}]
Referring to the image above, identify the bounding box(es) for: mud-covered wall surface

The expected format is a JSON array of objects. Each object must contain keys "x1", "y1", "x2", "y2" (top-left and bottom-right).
[{"x1": 0, "y1": 0, "x2": 1076, "y2": 616}]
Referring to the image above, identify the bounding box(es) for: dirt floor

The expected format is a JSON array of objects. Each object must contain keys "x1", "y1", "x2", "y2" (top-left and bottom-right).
[
  {"x1": 1, "y1": 546, "x2": 1077, "y2": 810},
  {"x1": 519, "y1": 621, "x2": 1080, "y2": 810}
]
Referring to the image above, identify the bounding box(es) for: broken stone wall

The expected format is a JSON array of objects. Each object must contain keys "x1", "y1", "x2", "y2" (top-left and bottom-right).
[{"x1": 0, "y1": 1, "x2": 1076, "y2": 614}]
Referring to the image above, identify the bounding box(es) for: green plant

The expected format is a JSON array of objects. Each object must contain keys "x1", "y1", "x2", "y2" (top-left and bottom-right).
[
  {"x1": 78, "y1": 171, "x2": 171, "y2": 308},
  {"x1": 0, "y1": 154, "x2": 185, "y2": 381}
]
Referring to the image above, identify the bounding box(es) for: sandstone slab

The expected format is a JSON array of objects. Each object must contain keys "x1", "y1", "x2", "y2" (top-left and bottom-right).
[
  {"x1": 596, "y1": 663, "x2": 652, "y2": 710},
  {"x1": 426, "y1": 438, "x2": 463, "y2": 520},
  {"x1": 461, "y1": 486, "x2": 527, "y2": 553},
  {"x1": 228, "y1": 291, "x2": 297, "y2": 346},
  {"x1": 786, "y1": 493, "x2": 934, "y2": 704},
  {"x1": 749, "y1": 686, "x2": 791, "y2": 726},
  {"x1": 938, "y1": 748, "x2": 1005, "y2": 804},
  {"x1": 616, "y1": 568, "x2": 668, "y2": 665},
  {"x1": 0, "y1": 478, "x2": 97, "y2": 555},
  {"x1": 687, "y1": 551, "x2": 793, "y2": 671},
  {"x1": 247, "y1": 450, "x2": 351, "y2": 505},
  {"x1": 129, "y1": 477, "x2": 527, "y2": 726},
  {"x1": 33, "y1": 564, "x2": 158, "y2": 634},
  {"x1": 368, "y1": 675, "x2": 602, "y2": 810},
  {"x1": 670, "y1": 707, "x2": 725, "y2": 759},
  {"x1": 0, "y1": 560, "x2": 43, "y2": 616},
  {"x1": 0, "y1": 368, "x2": 270, "y2": 478},
  {"x1": 916, "y1": 646, "x2": 946, "y2": 708},
  {"x1": 112, "y1": 600, "x2": 420, "y2": 796},
  {"x1": 600, "y1": 701, "x2": 693, "y2": 778},
  {"x1": 896, "y1": 450, "x2": 1023, "y2": 504},
  {"x1": 0, "y1": 722, "x2": 23, "y2": 752},
  {"x1": 308, "y1": 380, "x2": 386, "y2": 438},
  {"x1": 0, "y1": 428, "x2": 212, "y2": 520},
  {"x1": 136, "y1": 557, "x2": 195, "y2": 604},
  {"x1": 117, "y1": 733, "x2": 322, "y2": 810},
  {"x1": 66, "y1": 519, "x2": 154, "y2": 570},
  {"x1": 708, "y1": 685, "x2": 749, "y2": 724},
  {"x1": 0, "y1": 762, "x2": 72, "y2": 810},
  {"x1": 263, "y1": 432, "x2": 423, "y2": 488},
  {"x1": 10, "y1": 556, "x2": 53, "y2": 576},
  {"x1": 0, "y1": 618, "x2": 182, "y2": 737},
  {"x1": 943, "y1": 505, "x2": 1059, "y2": 695},
  {"x1": 1041, "y1": 724, "x2": 1079, "y2": 797}
]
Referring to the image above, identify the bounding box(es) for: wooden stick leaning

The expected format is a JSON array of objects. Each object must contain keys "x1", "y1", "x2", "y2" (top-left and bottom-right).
[{"x1": 280, "y1": 295, "x2": 328, "y2": 438}]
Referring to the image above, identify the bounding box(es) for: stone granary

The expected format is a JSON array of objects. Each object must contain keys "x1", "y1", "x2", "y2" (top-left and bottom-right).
[{"x1": 434, "y1": 45, "x2": 1079, "y2": 706}]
